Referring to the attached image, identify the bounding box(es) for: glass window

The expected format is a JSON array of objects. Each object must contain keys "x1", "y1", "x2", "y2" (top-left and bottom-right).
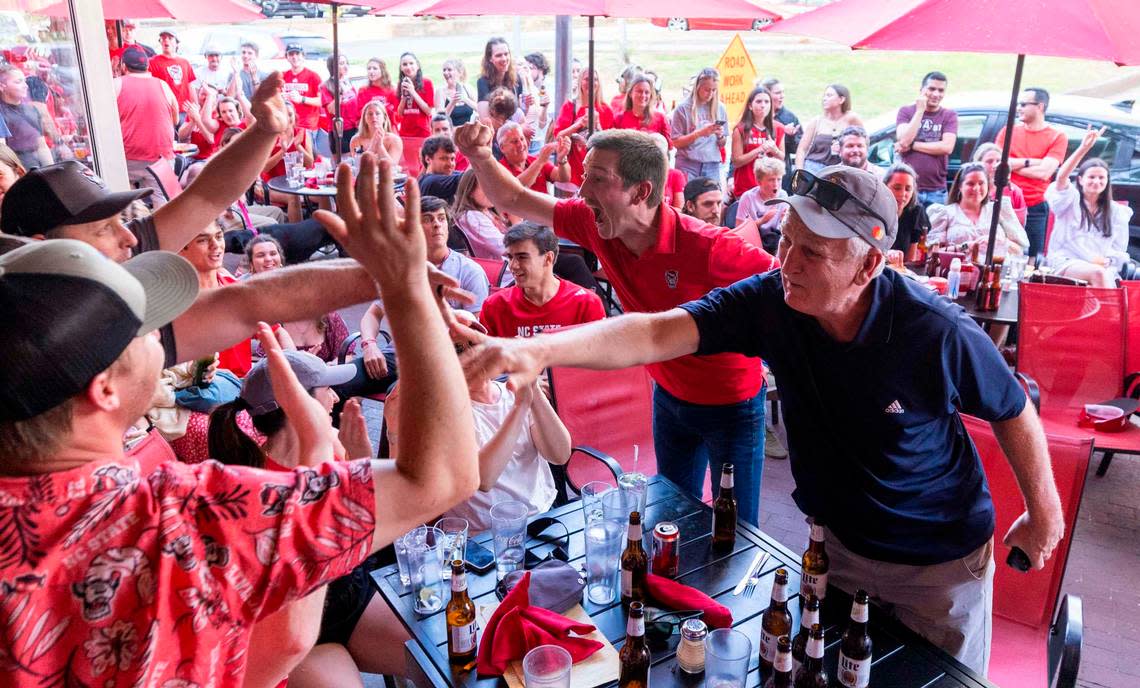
[
  {"x1": 1047, "y1": 118, "x2": 1121, "y2": 166},
  {"x1": 0, "y1": 9, "x2": 95, "y2": 172},
  {"x1": 950, "y1": 114, "x2": 987, "y2": 165}
]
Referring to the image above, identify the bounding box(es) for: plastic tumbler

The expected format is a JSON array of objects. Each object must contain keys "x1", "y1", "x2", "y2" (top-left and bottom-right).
[
  {"x1": 583, "y1": 519, "x2": 624, "y2": 604},
  {"x1": 580, "y1": 480, "x2": 614, "y2": 524},
  {"x1": 406, "y1": 526, "x2": 445, "y2": 614},
  {"x1": 489, "y1": 500, "x2": 529, "y2": 580},
  {"x1": 705, "y1": 628, "x2": 751, "y2": 688},
  {"x1": 434, "y1": 517, "x2": 469, "y2": 579},
  {"x1": 522, "y1": 645, "x2": 572, "y2": 688}
]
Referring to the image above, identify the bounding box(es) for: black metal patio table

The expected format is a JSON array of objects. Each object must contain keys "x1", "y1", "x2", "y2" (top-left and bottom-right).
[{"x1": 371, "y1": 475, "x2": 997, "y2": 688}]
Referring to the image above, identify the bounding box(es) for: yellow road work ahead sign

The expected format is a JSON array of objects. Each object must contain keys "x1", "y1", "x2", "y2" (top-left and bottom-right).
[{"x1": 716, "y1": 34, "x2": 757, "y2": 126}]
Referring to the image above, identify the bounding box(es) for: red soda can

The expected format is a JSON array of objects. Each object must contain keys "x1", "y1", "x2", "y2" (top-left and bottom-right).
[{"x1": 652, "y1": 522, "x2": 680, "y2": 578}]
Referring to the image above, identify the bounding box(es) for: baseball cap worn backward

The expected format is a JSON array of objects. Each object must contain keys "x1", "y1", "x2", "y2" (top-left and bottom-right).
[
  {"x1": 241, "y1": 350, "x2": 358, "y2": 416},
  {"x1": 0, "y1": 240, "x2": 198, "y2": 421},
  {"x1": 766, "y1": 165, "x2": 898, "y2": 253},
  {"x1": 0, "y1": 161, "x2": 152, "y2": 237}
]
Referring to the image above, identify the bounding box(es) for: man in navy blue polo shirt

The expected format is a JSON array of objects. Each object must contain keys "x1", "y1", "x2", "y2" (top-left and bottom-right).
[{"x1": 458, "y1": 164, "x2": 1064, "y2": 675}]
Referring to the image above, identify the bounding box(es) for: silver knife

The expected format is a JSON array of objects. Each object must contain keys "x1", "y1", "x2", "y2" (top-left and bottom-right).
[{"x1": 732, "y1": 550, "x2": 765, "y2": 596}]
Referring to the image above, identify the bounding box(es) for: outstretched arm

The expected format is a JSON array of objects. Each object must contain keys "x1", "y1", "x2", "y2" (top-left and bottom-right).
[
  {"x1": 153, "y1": 73, "x2": 290, "y2": 252},
  {"x1": 461, "y1": 308, "x2": 699, "y2": 392},
  {"x1": 455, "y1": 122, "x2": 557, "y2": 226},
  {"x1": 1054, "y1": 126, "x2": 1103, "y2": 192}
]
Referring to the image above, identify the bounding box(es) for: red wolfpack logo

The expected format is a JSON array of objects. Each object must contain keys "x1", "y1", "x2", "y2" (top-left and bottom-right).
[{"x1": 664, "y1": 270, "x2": 679, "y2": 288}]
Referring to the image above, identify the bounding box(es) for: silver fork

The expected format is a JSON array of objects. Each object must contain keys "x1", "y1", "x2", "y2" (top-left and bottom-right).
[{"x1": 745, "y1": 553, "x2": 770, "y2": 597}]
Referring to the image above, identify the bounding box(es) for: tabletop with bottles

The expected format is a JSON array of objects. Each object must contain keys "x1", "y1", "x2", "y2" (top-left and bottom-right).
[{"x1": 371, "y1": 475, "x2": 997, "y2": 688}]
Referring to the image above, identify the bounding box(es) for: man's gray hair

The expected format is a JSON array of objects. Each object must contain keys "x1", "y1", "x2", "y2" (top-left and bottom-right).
[{"x1": 496, "y1": 120, "x2": 525, "y2": 147}]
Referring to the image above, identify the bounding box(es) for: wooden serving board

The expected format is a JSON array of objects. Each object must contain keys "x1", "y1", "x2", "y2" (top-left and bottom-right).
[{"x1": 476, "y1": 603, "x2": 620, "y2": 688}]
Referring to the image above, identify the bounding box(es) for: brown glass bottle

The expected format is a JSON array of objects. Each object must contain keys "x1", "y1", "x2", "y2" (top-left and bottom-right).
[
  {"x1": 620, "y1": 511, "x2": 649, "y2": 610},
  {"x1": 763, "y1": 635, "x2": 794, "y2": 688},
  {"x1": 618, "y1": 601, "x2": 652, "y2": 688},
  {"x1": 711, "y1": 464, "x2": 737, "y2": 551},
  {"x1": 793, "y1": 624, "x2": 828, "y2": 688},
  {"x1": 760, "y1": 568, "x2": 793, "y2": 676},
  {"x1": 791, "y1": 593, "x2": 820, "y2": 676},
  {"x1": 446, "y1": 559, "x2": 478, "y2": 670},
  {"x1": 799, "y1": 520, "x2": 829, "y2": 603},
  {"x1": 838, "y1": 590, "x2": 873, "y2": 688}
]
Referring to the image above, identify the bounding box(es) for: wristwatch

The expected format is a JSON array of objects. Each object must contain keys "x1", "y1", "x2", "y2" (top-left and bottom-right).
[{"x1": 1023, "y1": 158, "x2": 1032, "y2": 169}]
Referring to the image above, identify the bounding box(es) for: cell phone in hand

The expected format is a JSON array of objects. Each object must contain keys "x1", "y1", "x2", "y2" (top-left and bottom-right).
[
  {"x1": 715, "y1": 120, "x2": 727, "y2": 127},
  {"x1": 465, "y1": 539, "x2": 496, "y2": 574}
]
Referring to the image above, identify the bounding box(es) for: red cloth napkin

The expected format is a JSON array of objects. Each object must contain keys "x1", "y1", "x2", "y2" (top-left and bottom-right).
[
  {"x1": 646, "y1": 573, "x2": 733, "y2": 629},
  {"x1": 476, "y1": 571, "x2": 604, "y2": 676}
]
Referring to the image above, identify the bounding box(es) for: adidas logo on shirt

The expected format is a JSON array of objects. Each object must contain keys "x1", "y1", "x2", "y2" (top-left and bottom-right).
[{"x1": 884, "y1": 400, "x2": 905, "y2": 414}]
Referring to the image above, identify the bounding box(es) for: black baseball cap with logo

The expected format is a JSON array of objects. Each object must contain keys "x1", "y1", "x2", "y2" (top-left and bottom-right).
[
  {"x1": 1, "y1": 161, "x2": 152, "y2": 238},
  {"x1": 285, "y1": 44, "x2": 304, "y2": 55}
]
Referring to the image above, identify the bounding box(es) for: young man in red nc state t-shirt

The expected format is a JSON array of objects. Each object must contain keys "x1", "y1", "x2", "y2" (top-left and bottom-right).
[
  {"x1": 281, "y1": 45, "x2": 323, "y2": 134},
  {"x1": 456, "y1": 125, "x2": 779, "y2": 525},
  {"x1": 480, "y1": 222, "x2": 605, "y2": 337}
]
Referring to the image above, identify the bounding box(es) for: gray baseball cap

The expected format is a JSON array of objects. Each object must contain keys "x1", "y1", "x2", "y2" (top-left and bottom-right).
[
  {"x1": 241, "y1": 350, "x2": 357, "y2": 415},
  {"x1": 766, "y1": 165, "x2": 898, "y2": 252},
  {"x1": 0, "y1": 240, "x2": 198, "y2": 421}
]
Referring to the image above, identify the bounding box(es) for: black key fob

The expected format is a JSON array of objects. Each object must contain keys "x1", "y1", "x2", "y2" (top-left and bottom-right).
[{"x1": 1006, "y1": 546, "x2": 1031, "y2": 572}]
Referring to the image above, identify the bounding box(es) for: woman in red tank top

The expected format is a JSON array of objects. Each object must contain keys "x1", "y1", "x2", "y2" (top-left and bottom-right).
[{"x1": 730, "y1": 85, "x2": 785, "y2": 199}]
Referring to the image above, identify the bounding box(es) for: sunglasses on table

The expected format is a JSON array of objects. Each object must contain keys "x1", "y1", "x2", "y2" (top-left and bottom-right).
[
  {"x1": 644, "y1": 609, "x2": 704, "y2": 647},
  {"x1": 789, "y1": 169, "x2": 892, "y2": 236}
]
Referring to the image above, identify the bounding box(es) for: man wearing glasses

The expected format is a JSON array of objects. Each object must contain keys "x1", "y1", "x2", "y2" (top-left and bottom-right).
[
  {"x1": 995, "y1": 88, "x2": 1067, "y2": 256},
  {"x1": 460, "y1": 164, "x2": 1064, "y2": 676}
]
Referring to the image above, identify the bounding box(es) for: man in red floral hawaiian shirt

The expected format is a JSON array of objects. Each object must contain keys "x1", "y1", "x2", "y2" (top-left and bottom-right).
[{"x1": 0, "y1": 158, "x2": 479, "y2": 687}]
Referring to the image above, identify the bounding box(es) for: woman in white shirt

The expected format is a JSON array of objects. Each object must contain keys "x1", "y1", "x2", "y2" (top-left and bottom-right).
[
  {"x1": 1045, "y1": 126, "x2": 1132, "y2": 287},
  {"x1": 927, "y1": 162, "x2": 1028, "y2": 257},
  {"x1": 384, "y1": 312, "x2": 571, "y2": 532}
]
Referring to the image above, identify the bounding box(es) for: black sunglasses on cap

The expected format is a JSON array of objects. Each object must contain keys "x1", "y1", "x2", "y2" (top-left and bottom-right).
[{"x1": 789, "y1": 169, "x2": 892, "y2": 235}]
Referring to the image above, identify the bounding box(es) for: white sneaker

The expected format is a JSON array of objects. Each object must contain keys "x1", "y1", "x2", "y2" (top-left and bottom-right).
[{"x1": 765, "y1": 428, "x2": 788, "y2": 459}]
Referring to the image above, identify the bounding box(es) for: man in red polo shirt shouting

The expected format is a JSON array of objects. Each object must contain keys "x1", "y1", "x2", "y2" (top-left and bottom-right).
[{"x1": 456, "y1": 123, "x2": 778, "y2": 523}]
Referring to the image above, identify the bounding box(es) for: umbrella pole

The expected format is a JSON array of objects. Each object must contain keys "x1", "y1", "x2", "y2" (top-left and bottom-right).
[
  {"x1": 332, "y1": 2, "x2": 343, "y2": 165},
  {"x1": 986, "y1": 53, "x2": 1025, "y2": 265},
  {"x1": 588, "y1": 16, "x2": 596, "y2": 136}
]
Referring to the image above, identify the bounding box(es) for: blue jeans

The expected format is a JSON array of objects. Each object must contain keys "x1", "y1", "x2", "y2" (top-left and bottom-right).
[
  {"x1": 917, "y1": 189, "x2": 947, "y2": 207},
  {"x1": 652, "y1": 385, "x2": 766, "y2": 525},
  {"x1": 1025, "y1": 200, "x2": 1049, "y2": 258},
  {"x1": 676, "y1": 159, "x2": 725, "y2": 187}
]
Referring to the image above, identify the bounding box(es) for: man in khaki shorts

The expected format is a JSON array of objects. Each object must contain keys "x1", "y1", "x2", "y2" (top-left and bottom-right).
[{"x1": 458, "y1": 164, "x2": 1065, "y2": 675}]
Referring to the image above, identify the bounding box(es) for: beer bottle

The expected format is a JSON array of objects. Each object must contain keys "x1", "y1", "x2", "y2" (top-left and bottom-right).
[
  {"x1": 620, "y1": 511, "x2": 649, "y2": 610},
  {"x1": 446, "y1": 559, "x2": 478, "y2": 670},
  {"x1": 764, "y1": 635, "x2": 794, "y2": 688},
  {"x1": 838, "y1": 590, "x2": 873, "y2": 688},
  {"x1": 799, "y1": 519, "x2": 829, "y2": 603},
  {"x1": 791, "y1": 594, "x2": 820, "y2": 676},
  {"x1": 618, "y1": 601, "x2": 652, "y2": 688},
  {"x1": 760, "y1": 568, "x2": 793, "y2": 675},
  {"x1": 793, "y1": 624, "x2": 828, "y2": 688},
  {"x1": 711, "y1": 464, "x2": 737, "y2": 551}
]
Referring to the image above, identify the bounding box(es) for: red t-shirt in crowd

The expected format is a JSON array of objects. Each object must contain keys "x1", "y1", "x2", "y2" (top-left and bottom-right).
[
  {"x1": 117, "y1": 75, "x2": 174, "y2": 162},
  {"x1": 499, "y1": 155, "x2": 557, "y2": 193},
  {"x1": 552, "y1": 199, "x2": 778, "y2": 405},
  {"x1": 480, "y1": 277, "x2": 606, "y2": 338},
  {"x1": 319, "y1": 82, "x2": 361, "y2": 132},
  {"x1": 355, "y1": 84, "x2": 401, "y2": 130},
  {"x1": 666, "y1": 168, "x2": 687, "y2": 204},
  {"x1": 282, "y1": 67, "x2": 323, "y2": 131},
  {"x1": 615, "y1": 109, "x2": 671, "y2": 145},
  {"x1": 398, "y1": 78, "x2": 435, "y2": 137},
  {"x1": 148, "y1": 54, "x2": 196, "y2": 112},
  {"x1": 0, "y1": 456, "x2": 375, "y2": 686},
  {"x1": 731, "y1": 122, "x2": 785, "y2": 198},
  {"x1": 216, "y1": 273, "x2": 254, "y2": 376},
  {"x1": 555, "y1": 100, "x2": 614, "y2": 134},
  {"x1": 994, "y1": 123, "x2": 1068, "y2": 206}
]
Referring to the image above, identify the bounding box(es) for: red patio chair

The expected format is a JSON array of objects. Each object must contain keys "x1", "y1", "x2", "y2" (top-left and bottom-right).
[
  {"x1": 126, "y1": 427, "x2": 178, "y2": 475},
  {"x1": 961, "y1": 415, "x2": 1090, "y2": 688},
  {"x1": 471, "y1": 256, "x2": 507, "y2": 292},
  {"x1": 1121, "y1": 281, "x2": 1140, "y2": 396},
  {"x1": 400, "y1": 136, "x2": 427, "y2": 178},
  {"x1": 547, "y1": 364, "x2": 655, "y2": 505},
  {"x1": 1016, "y1": 282, "x2": 1140, "y2": 475}
]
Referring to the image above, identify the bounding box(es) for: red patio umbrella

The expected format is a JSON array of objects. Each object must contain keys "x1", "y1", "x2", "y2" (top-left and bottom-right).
[
  {"x1": 766, "y1": 0, "x2": 1140, "y2": 264},
  {"x1": 375, "y1": 0, "x2": 781, "y2": 133},
  {"x1": 35, "y1": 0, "x2": 266, "y2": 20}
]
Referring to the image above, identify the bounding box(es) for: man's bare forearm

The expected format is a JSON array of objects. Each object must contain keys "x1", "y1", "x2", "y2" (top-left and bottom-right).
[
  {"x1": 991, "y1": 402, "x2": 1063, "y2": 518},
  {"x1": 534, "y1": 310, "x2": 700, "y2": 371},
  {"x1": 172, "y1": 260, "x2": 377, "y2": 362}
]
